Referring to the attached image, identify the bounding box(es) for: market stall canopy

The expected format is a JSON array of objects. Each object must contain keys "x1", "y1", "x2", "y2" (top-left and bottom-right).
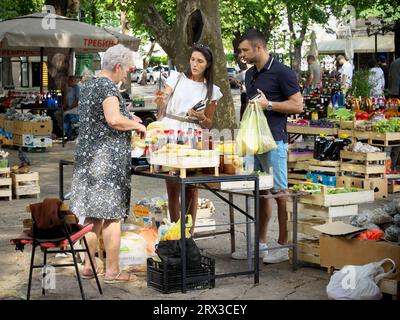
[
  {"x1": 317, "y1": 34, "x2": 394, "y2": 55},
  {"x1": 0, "y1": 12, "x2": 140, "y2": 57}
]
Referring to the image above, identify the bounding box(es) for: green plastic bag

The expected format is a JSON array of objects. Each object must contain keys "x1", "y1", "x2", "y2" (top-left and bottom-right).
[{"x1": 236, "y1": 101, "x2": 277, "y2": 156}]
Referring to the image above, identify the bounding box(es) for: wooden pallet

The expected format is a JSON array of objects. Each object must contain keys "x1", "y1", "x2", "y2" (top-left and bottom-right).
[
  {"x1": 11, "y1": 172, "x2": 40, "y2": 199},
  {"x1": 287, "y1": 201, "x2": 358, "y2": 222},
  {"x1": 336, "y1": 176, "x2": 388, "y2": 200},
  {"x1": 0, "y1": 177, "x2": 12, "y2": 200},
  {"x1": 368, "y1": 132, "x2": 400, "y2": 147}
]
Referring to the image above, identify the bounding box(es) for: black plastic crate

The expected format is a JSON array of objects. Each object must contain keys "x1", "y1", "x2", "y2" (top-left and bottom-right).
[{"x1": 147, "y1": 255, "x2": 215, "y2": 294}]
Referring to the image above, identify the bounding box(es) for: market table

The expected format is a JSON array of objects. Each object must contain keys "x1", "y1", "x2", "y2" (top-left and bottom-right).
[
  {"x1": 58, "y1": 160, "x2": 301, "y2": 293},
  {"x1": 131, "y1": 166, "x2": 301, "y2": 293}
]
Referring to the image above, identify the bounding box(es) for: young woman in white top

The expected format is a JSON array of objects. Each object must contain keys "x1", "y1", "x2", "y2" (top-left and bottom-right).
[{"x1": 154, "y1": 43, "x2": 223, "y2": 230}]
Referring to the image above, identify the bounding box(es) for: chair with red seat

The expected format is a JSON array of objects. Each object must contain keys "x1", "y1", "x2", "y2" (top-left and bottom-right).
[{"x1": 11, "y1": 202, "x2": 103, "y2": 300}]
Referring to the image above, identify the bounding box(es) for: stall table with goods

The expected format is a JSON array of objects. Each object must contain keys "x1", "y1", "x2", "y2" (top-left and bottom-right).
[{"x1": 130, "y1": 121, "x2": 303, "y2": 293}]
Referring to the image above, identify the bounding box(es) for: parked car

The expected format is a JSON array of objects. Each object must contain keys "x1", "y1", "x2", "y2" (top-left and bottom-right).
[
  {"x1": 227, "y1": 67, "x2": 240, "y2": 88},
  {"x1": 131, "y1": 67, "x2": 153, "y2": 83},
  {"x1": 131, "y1": 68, "x2": 142, "y2": 82},
  {"x1": 150, "y1": 65, "x2": 170, "y2": 85}
]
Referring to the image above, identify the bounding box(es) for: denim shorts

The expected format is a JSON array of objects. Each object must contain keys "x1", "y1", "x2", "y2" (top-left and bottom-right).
[{"x1": 245, "y1": 141, "x2": 288, "y2": 193}]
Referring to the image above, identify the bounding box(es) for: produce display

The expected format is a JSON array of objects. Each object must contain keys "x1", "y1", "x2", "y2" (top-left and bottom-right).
[
  {"x1": 291, "y1": 184, "x2": 360, "y2": 194},
  {"x1": 372, "y1": 119, "x2": 400, "y2": 133},
  {"x1": 309, "y1": 119, "x2": 335, "y2": 128},
  {"x1": 328, "y1": 108, "x2": 354, "y2": 121}
]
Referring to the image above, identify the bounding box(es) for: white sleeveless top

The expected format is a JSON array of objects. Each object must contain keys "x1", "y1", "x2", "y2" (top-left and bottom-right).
[{"x1": 162, "y1": 70, "x2": 223, "y2": 131}]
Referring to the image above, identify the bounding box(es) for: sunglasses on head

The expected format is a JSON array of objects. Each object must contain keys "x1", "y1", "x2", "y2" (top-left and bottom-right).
[{"x1": 193, "y1": 43, "x2": 211, "y2": 51}]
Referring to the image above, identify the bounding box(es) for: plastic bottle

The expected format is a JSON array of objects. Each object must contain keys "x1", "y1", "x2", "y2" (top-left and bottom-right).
[
  {"x1": 314, "y1": 134, "x2": 326, "y2": 160},
  {"x1": 177, "y1": 130, "x2": 184, "y2": 145},
  {"x1": 197, "y1": 130, "x2": 202, "y2": 150},
  {"x1": 168, "y1": 129, "x2": 176, "y2": 144}
]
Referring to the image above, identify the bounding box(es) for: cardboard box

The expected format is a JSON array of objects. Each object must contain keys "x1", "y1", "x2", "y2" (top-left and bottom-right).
[
  {"x1": 320, "y1": 234, "x2": 400, "y2": 277},
  {"x1": 31, "y1": 121, "x2": 52, "y2": 135},
  {"x1": 13, "y1": 134, "x2": 52, "y2": 148},
  {"x1": 3, "y1": 119, "x2": 14, "y2": 133}
]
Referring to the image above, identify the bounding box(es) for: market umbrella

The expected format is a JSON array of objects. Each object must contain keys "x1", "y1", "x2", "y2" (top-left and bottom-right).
[{"x1": 0, "y1": 12, "x2": 140, "y2": 90}]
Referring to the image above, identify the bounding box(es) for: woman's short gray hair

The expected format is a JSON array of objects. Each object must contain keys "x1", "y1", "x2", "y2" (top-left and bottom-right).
[{"x1": 102, "y1": 44, "x2": 133, "y2": 71}]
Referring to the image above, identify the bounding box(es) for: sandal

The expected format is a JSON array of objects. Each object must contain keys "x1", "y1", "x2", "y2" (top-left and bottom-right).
[
  {"x1": 104, "y1": 272, "x2": 137, "y2": 284},
  {"x1": 81, "y1": 266, "x2": 105, "y2": 279}
]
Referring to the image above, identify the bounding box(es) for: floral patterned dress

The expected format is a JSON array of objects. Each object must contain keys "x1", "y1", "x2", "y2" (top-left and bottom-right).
[{"x1": 70, "y1": 77, "x2": 132, "y2": 220}]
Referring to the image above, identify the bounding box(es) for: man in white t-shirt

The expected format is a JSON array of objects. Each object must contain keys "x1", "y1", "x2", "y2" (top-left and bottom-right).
[{"x1": 337, "y1": 55, "x2": 353, "y2": 94}]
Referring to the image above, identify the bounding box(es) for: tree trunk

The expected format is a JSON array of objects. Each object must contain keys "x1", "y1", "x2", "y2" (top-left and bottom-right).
[
  {"x1": 395, "y1": 22, "x2": 400, "y2": 59},
  {"x1": 138, "y1": 0, "x2": 236, "y2": 130},
  {"x1": 120, "y1": 2, "x2": 131, "y2": 95},
  {"x1": 140, "y1": 39, "x2": 156, "y2": 85},
  {"x1": 287, "y1": 5, "x2": 307, "y2": 78}
]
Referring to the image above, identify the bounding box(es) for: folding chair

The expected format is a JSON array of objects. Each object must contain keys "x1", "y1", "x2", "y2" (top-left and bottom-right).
[{"x1": 10, "y1": 202, "x2": 103, "y2": 300}]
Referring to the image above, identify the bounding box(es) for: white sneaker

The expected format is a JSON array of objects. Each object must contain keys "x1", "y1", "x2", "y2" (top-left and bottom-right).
[
  {"x1": 262, "y1": 244, "x2": 289, "y2": 264},
  {"x1": 231, "y1": 243, "x2": 268, "y2": 260}
]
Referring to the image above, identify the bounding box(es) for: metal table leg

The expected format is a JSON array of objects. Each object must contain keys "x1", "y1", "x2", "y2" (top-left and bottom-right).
[
  {"x1": 292, "y1": 195, "x2": 298, "y2": 271},
  {"x1": 229, "y1": 193, "x2": 235, "y2": 253},
  {"x1": 245, "y1": 195, "x2": 252, "y2": 273},
  {"x1": 254, "y1": 176, "x2": 260, "y2": 284},
  {"x1": 180, "y1": 181, "x2": 187, "y2": 293}
]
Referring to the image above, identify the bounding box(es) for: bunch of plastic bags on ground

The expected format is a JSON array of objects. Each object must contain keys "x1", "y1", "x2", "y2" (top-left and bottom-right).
[
  {"x1": 350, "y1": 199, "x2": 400, "y2": 242},
  {"x1": 236, "y1": 101, "x2": 276, "y2": 156}
]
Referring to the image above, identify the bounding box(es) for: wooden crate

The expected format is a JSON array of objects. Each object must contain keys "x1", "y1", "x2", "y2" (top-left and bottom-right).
[
  {"x1": 309, "y1": 159, "x2": 340, "y2": 174},
  {"x1": 287, "y1": 125, "x2": 338, "y2": 136},
  {"x1": 289, "y1": 239, "x2": 321, "y2": 265},
  {"x1": 0, "y1": 167, "x2": 11, "y2": 178},
  {"x1": 11, "y1": 172, "x2": 40, "y2": 199},
  {"x1": 339, "y1": 119, "x2": 366, "y2": 130},
  {"x1": 388, "y1": 182, "x2": 400, "y2": 194},
  {"x1": 150, "y1": 153, "x2": 219, "y2": 178},
  {"x1": 336, "y1": 176, "x2": 388, "y2": 200},
  {"x1": 287, "y1": 218, "x2": 324, "y2": 238},
  {"x1": 287, "y1": 151, "x2": 314, "y2": 162},
  {"x1": 205, "y1": 174, "x2": 273, "y2": 191},
  {"x1": 340, "y1": 151, "x2": 386, "y2": 179},
  {"x1": 287, "y1": 161, "x2": 309, "y2": 171},
  {"x1": 287, "y1": 201, "x2": 358, "y2": 222},
  {"x1": 299, "y1": 188, "x2": 374, "y2": 207},
  {"x1": 379, "y1": 277, "x2": 400, "y2": 300},
  {"x1": 340, "y1": 150, "x2": 386, "y2": 162},
  {"x1": 368, "y1": 131, "x2": 400, "y2": 147},
  {"x1": 0, "y1": 177, "x2": 12, "y2": 200}
]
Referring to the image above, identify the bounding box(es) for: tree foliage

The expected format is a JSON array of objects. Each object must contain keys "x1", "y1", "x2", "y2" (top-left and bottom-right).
[{"x1": 0, "y1": 0, "x2": 44, "y2": 19}]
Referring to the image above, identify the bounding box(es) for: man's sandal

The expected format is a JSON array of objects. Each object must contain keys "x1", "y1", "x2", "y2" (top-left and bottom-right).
[{"x1": 104, "y1": 272, "x2": 137, "y2": 284}]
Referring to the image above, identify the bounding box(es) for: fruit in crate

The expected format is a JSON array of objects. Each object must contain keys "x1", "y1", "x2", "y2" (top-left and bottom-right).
[{"x1": 288, "y1": 119, "x2": 309, "y2": 126}]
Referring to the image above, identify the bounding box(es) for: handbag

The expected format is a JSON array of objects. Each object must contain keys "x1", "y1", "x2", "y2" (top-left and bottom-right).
[
  {"x1": 157, "y1": 72, "x2": 184, "y2": 120},
  {"x1": 157, "y1": 238, "x2": 202, "y2": 269}
]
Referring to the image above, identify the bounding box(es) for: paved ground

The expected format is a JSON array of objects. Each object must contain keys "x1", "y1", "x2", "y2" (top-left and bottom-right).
[{"x1": 0, "y1": 84, "x2": 392, "y2": 300}]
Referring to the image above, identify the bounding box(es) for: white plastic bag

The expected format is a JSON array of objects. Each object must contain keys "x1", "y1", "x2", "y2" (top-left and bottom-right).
[
  {"x1": 119, "y1": 232, "x2": 147, "y2": 267},
  {"x1": 326, "y1": 258, "x2": 396, "y2": 300},
  {"x1": 236, "y1": 102, "x2": 277, "y2": 156}
]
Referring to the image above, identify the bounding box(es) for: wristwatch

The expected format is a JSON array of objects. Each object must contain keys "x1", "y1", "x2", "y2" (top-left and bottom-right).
[{"x1": 266, "y1": 101, "x2": 273, "y2": 111}]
